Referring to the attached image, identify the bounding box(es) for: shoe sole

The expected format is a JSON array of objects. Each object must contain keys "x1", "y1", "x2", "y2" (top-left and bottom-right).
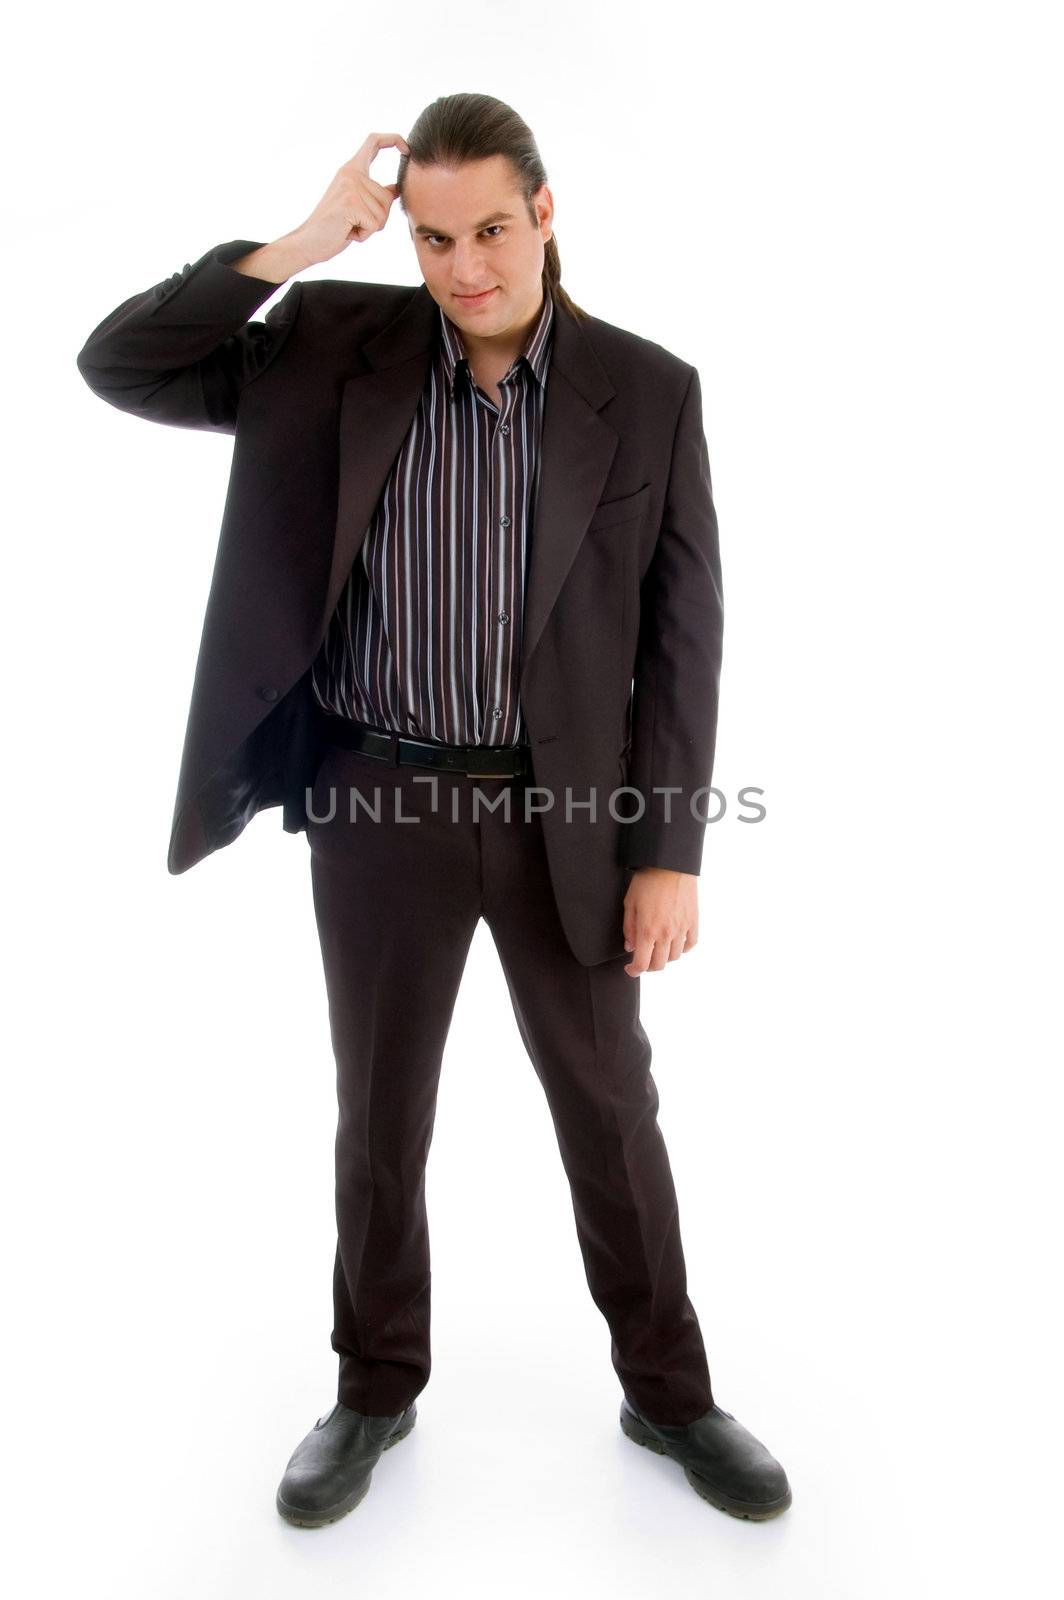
[
  {"x1": 276, "y1": 1408, "x2": 417, "y2": 1527},
  {"x1": 619, "y1": 1403, "x2": 792, "y2": 1520}
]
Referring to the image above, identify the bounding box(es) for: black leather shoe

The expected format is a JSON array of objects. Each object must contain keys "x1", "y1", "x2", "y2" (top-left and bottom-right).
[
  {"x1": 620, "y1": 1397, "x2": 792, "y2": 1519},
  {"x1": 276, "y1": 1399, "x2": 417, "y2": 1526}
]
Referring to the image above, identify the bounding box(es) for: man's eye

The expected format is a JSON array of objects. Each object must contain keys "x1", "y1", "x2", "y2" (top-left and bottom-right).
[{"x1": 426, "y1": 226, "x2": 504, "y2": 247}]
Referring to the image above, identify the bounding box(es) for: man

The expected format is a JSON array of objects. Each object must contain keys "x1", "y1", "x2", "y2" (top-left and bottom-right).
[{"x1": 76, "y1": 101, "x2": 791, "y2": 1526}]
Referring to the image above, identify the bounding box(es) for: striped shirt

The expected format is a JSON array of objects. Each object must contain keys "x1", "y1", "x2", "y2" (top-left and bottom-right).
[{"x1": 310, "y1": 283, "x2": 555, "y2": 747}]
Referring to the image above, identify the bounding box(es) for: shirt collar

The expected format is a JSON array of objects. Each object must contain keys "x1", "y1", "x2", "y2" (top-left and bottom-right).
[{"x1": 439, "y1": 283, "x2": 555, "y2": 401}]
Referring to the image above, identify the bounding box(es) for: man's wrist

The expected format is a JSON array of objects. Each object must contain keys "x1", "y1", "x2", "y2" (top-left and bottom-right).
[
  {"x1": 629, "y1": 866, "x2": 696, "y2": 879},
  {"x1": 229, "y1": 234, "x2": 313, "y2": 284}
]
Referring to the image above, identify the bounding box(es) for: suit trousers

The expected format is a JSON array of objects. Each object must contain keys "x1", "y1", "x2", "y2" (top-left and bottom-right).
[{"x1": 304, "y1": 738, "x2": 715, "y2": 1426}]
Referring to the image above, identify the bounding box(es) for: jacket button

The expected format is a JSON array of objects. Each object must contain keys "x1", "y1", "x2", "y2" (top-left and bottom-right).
[{"x1": 258, "y1": 685, "x2": 279, "y2": 702}]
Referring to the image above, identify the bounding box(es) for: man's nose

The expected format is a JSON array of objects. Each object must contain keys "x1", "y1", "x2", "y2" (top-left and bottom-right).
[{"x1": 451, "y1": 248, "x2": 487, "y2": 285}]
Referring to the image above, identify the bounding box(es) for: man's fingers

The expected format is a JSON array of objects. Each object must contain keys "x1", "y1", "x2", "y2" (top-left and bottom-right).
[
  {"x1": 622, "y1": 872, "x2": 700, "y2": 975},
  {"x1": 624, "y1": 925, "x2": 653, "y2": 975},
  {"x1": 363, "y1": 174, "x2": 401, "y2": 209},
  {"x1": 625, "y1": 930, "x2": 667, "y2": 975},
  {"x1": 348, "y1": 132, "x2": 411, "y2": 171},
  {"x1": 351, "y1": 191, "x2": 387, "y2": 231},
  {"x1": 623, "y1": 923, "x2": 696, "y2": 974},
  {"x1": 628, "y1": 945, "x2": 652, "y2": 975}
]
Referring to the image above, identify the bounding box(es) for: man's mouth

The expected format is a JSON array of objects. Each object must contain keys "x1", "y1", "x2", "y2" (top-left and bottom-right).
[{"x1": 454, "y1": 288, "x2": 497, "y2": 305}]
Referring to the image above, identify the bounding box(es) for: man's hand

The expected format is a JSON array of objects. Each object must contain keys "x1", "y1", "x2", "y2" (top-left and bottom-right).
[
  {"x1": 622, "y1": 868, "x2": 699, "y2": 976},
  {"x1": 231, "y1": 133, "x2": 412, "y2": 285},
  {"x1": 296, "y1": 132, "x2": 412, "y2": 262}
]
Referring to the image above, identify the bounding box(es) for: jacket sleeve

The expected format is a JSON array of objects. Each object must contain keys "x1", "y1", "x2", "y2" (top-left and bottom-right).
[
  {"x1": 620, "y1": 364, "x2": 725, "y2": 876},
  {"x1": 74, "y1": 238, "x2": 302, "y2": 435}
]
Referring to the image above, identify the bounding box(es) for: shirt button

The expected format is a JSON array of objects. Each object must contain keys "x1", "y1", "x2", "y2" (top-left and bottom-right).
[
  {"x1": 492, "y1": 707, "x2": 503, "y2": 719},
  {"x1": 500, "y1": 423, "x2": 510, "y2": 434},
  {"x1": 499, "y1": 515, "x2": 510, "y2": 527},
  {"x1": 498, "y1": 610, "x2": 509, "y2": 624}
]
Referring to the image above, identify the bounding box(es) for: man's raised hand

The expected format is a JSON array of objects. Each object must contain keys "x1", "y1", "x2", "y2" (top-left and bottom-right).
[{"x1": 291, "y1": 132, "x2": 412, "y2": 266}]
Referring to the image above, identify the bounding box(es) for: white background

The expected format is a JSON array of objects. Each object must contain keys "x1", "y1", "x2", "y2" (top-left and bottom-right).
[{"x1": 4, "y1": 1, "x2": 1061, "y2": 1595}]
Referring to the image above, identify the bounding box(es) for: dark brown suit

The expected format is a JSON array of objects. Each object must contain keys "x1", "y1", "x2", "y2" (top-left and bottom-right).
[{"x1": 76, "y1": 240, "x2": 724, "y2": 1424}]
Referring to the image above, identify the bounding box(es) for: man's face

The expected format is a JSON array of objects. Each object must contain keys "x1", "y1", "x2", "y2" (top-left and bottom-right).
[{"x1": 403, "y1": 154, "x2": 554, "y2": 342}]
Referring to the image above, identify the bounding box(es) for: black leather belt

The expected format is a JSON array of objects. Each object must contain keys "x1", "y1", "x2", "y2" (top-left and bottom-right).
[{"x1": 317, "y1": 714, "x2": 531, "y2": 778}]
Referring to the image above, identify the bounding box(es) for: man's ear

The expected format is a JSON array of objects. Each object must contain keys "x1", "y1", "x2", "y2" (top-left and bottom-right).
[{"x1": 530, "y1": 180, "x2": 554, "y2": 233}]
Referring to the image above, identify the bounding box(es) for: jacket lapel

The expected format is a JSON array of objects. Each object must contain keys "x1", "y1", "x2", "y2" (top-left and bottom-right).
[{"x1": 323, "y1": 281, "x2": 620, "y2": 686}]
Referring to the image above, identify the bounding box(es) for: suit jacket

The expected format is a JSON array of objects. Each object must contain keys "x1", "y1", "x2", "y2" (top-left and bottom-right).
[{"x1": 76, "y1": 239, "x2": 724, "y2": 966}]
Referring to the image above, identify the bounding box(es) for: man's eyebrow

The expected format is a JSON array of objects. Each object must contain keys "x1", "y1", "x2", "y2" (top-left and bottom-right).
[{"x1": 413, "y1": 211, "x2": 516, "y2": 237}]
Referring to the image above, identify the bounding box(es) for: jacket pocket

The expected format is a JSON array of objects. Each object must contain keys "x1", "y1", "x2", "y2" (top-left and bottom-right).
[{"x1": 586, "y1": 481, "x2": 652, "y2": 533}]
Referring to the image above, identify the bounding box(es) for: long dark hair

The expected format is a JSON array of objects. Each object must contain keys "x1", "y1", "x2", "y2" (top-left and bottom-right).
[{"x1": 395, "y1": 93, "x2": 590, "y2": 323}]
